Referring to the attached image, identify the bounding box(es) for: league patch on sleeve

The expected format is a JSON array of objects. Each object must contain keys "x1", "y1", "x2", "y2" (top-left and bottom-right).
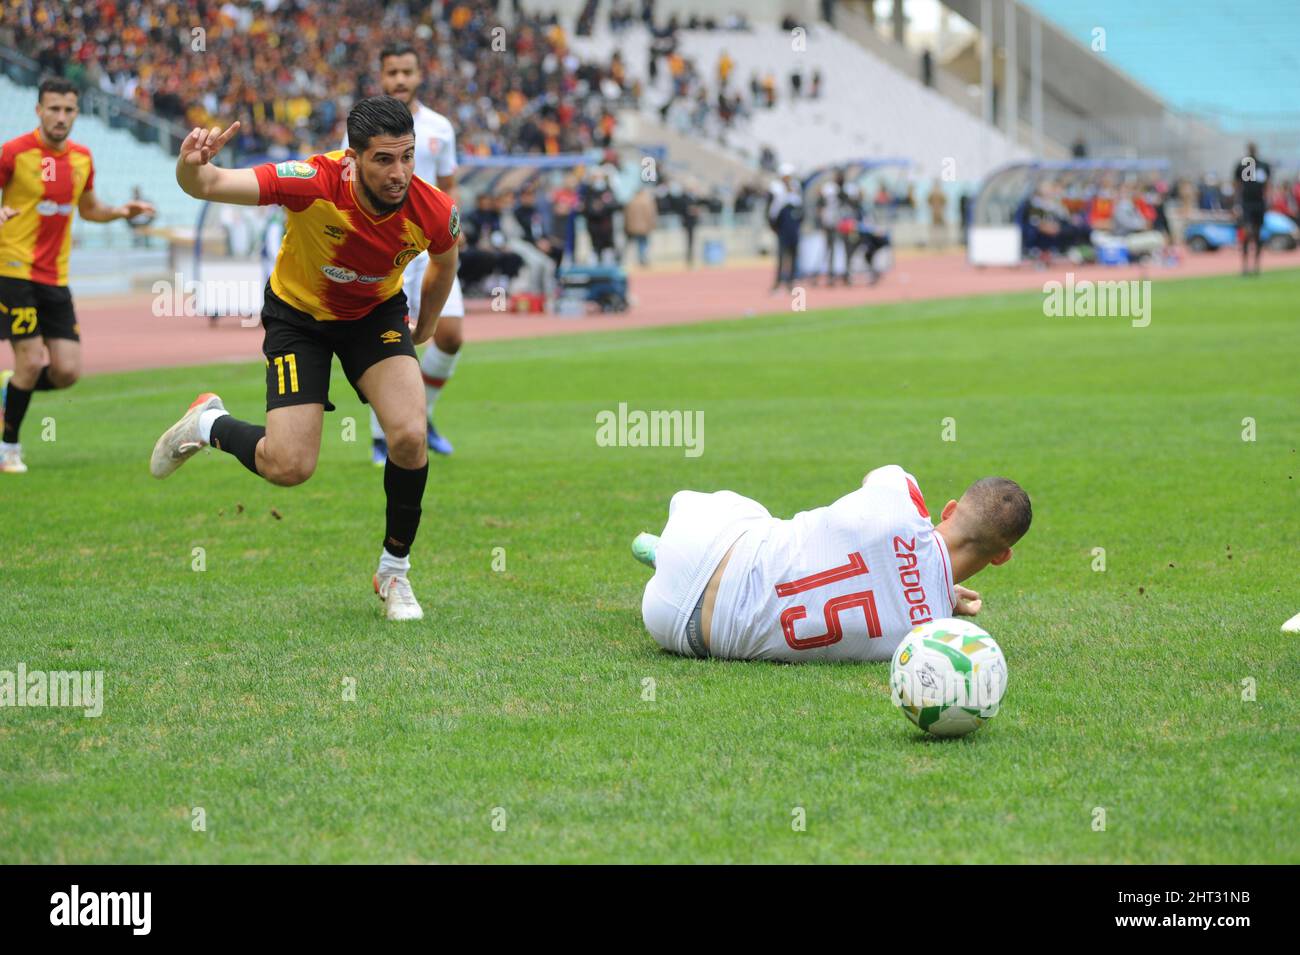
[
  {"x1": 274, "y1": 160, "x2": 317, "y2": 179},
  {"x1": 449, "y1": 204, "x2": 460, "y2": 239}
]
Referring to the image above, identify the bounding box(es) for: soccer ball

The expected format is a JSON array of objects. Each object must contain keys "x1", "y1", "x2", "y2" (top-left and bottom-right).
[{"x1": 889, "y1": 618, "x2": 1008, "y2": 738}]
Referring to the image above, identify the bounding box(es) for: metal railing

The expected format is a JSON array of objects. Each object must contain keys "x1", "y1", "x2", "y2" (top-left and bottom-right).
[{"x1": 0, "y1": 43, "x2": 189, "y2": 154}]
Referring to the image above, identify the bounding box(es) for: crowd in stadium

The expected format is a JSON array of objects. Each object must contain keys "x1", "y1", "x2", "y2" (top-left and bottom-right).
[
  {"x1": 1, "y1": 0, "x2": 637, "y2": 162},
  {"x1": 1020, "y1": 170, "x2": 1300, "y2": 263},
  {"x1": 4, "y1": 0, "x2": 1295, "y2": 276}
]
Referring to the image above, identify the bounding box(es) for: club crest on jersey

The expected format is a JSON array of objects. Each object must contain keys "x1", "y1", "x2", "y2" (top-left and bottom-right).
[
  {"x1": 393, "y1": 247, "x2": 420, "y2": 268},
  {"x1": 275, "y1": 160, "x2": 317, "y2": 179},
  {"x1": 449, "y1": 205, "x2": 460, "y2": 239}
]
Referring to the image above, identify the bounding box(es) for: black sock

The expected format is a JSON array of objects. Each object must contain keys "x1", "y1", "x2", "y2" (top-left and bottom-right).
[
  {"x1": 3, "y1": 382, "x2": 32, "y2": 444},
  {"x1": 209, "y1": 415, "x2": 265, "y2": 476},
  {"x1": 32, "y1": 367, "x2": 55, "y2": 391},
  {"x1": 382, "y1": 458, "x2": 428, "y2": 558}
]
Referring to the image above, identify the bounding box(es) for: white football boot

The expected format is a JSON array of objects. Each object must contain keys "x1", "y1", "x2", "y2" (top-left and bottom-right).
[
  {"x1": 150, "y1": 392, "x2": 224, "y2": 478},
  {"x1": 374, "y1": 573, "x2": 424, "y2": 621},
  {"x1": 0, "y1": 442, "x2": 27, "y2": 474}
]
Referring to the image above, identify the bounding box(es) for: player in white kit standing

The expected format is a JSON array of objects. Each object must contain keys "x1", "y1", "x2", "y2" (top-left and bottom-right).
[
  {"x1": 347, "y1": 45, "x2": 465, "y2": 464},
  {"x1": 631, "y1": 466, "x2": 1031, "y2": 661}
]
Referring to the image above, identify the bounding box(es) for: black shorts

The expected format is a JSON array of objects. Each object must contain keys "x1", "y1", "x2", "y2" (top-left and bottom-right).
[
  {"x1": 260, "y1": 285, "x2": 415, "y2": 412},
  {"x1": 0, "y1": 276, "x2": 79, "y2": 342},
  {"x1": 1240, "y1": 202, "x2": 1266, "y2": 232}
]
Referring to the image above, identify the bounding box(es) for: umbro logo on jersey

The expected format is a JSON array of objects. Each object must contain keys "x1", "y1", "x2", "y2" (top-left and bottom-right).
[
  {"x1": 380, "y1": 330, "x2": 402, "y2": 344},
  {"x1": 323, "y1": 225, "x2": 345, "y2": 239},
  {"x1": 393, "y1": 248, "x2": 420, "y2": 268}
]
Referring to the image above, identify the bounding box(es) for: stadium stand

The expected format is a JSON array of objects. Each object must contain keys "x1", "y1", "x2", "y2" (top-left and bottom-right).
[{"x1": 565, "y1": 16, "x2": 1029, "y2": 181}]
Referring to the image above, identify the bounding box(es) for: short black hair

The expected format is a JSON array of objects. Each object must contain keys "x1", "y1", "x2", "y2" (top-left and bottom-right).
[
  {"x1": 960, "y1": 477, "x2": 1032, "y2": 555},
  {"x1": 346, "y1": 95, "x2": 415, "y2": 153},
  {"x1": 379, "y1": 45, "x2": 418, "y2": 66},
  {"x1": 38, "y1": 76, "x2": 78, "y2": 103}
]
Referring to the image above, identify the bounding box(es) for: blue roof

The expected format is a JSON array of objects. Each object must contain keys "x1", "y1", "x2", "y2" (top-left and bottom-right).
[{"x1": 1023, "y1": 0, "x2": 1300, "y2": 128}]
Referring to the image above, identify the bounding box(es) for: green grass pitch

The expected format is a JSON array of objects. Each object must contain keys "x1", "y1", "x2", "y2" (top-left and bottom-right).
[{"x1": 1, "y1": 269, "x2": 1297, "y2": 863}]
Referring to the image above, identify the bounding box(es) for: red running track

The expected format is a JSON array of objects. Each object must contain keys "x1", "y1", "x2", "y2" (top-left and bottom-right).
[{"x1": 50, "y1": 248, "x2": 1300, "y2": 375}]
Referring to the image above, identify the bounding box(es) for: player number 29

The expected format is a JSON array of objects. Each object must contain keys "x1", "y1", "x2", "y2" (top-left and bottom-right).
[
  {"x1": 10, "y1": 307, "x2": 37, "y2": 336},
  {"x1": 273, "y1": 353, "x2": 299, "y2": 395}
]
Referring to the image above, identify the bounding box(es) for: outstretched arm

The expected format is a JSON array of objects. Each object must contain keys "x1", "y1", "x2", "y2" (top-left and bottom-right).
[
  {"x1": 176, "y1": 122, "x2": 260, "y2": 205},
  {"x1": 77, "y1": 190, "x2": 154, "y2": 223}
]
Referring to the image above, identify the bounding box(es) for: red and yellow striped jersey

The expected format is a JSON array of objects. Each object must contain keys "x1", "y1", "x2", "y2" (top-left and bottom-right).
[
  {"x1": 254, "y1": 151, "x2": 459, "y2": 321},
  {"x1": 0, "y1": 130, "x2": 95, "y2": 286}
]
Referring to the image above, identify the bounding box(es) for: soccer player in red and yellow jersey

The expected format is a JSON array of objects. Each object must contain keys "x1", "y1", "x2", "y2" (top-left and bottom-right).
[
  {"x1": 0, "y1": 77, "x2": 155, "y2": 473},
  {"x1": 150, "y1": 97, "x2": 460, "y2": 622}
]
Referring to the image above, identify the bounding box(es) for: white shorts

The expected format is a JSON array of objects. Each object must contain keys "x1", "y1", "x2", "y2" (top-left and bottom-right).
[
  {"x1": 403, "y1": 250, "x2": 465, "y2": 321},
  {"x1": 641, "y1": 490, "x2": 772, "y2": 656}
]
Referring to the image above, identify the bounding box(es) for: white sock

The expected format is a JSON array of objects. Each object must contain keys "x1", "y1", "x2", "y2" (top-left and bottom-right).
[
  {"x1": 419, "y1": 345, "x2": 460, "y2": 417},
  {"x1": 369, "y1": 408, "x2": 384, "y2": 442},
  {"x1": 0, "y1": 440, "x2": 18, "y2": 451},
  {"x1": 198, "y1": 408, "x2": 229, "y2": 444},
  {"x1": 377, "y1": 547, "x2": 410, "y2": 581}
]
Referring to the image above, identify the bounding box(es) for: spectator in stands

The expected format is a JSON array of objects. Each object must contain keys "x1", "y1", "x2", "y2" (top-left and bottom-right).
[
  {"x1": 667, "y1": 181, "x2": 702, "y2": 267},
  {"x1": 624, "y1": 186, "x2": 658, "y2": 267},
  {"x1": 816, "y1": 172, "x2": 847, "y2": 284},
  {"x1": 1086, "y1": 179, "x2": 1116, "y2": 231},
  {"x1": 872, "y1": 184, "x2": 890, "y2": 213},
  {"x1": 855, "y1": 197, "x2": 888, "y2": 286},
  {"x1": 513, "y1": 185, "x2": 542, "y2": 245},
  {"x1": 733, "y1": 181, "x2": 765, "y2": 216},
  {"x1": 583, "y1": 172, "x2": 621, "y2": 265},
  {"x1": 14, "y1": 0, "x2": 627, "y2": 163},
  {"x1": 927, "y1": 180, "x2": 947, "y2": 249},
  {"x1": 1095, "y1": 182, "x2": 1165, "y2": 261},
  {"x1": 464, "y1": 192, "x2": 503, "y2": 249},
  {"x1": 790, "y1": 68, "x2": 803, "y2": 99},
  {"x1": 717, "y1": 50, "x2": 735, "y2": 88},
  {"x1": 811, "y1": 69, "x2": 823, "y2": 98},
  {"x1": 768, "y1": 163, "x2": 804, "y2": 293}
]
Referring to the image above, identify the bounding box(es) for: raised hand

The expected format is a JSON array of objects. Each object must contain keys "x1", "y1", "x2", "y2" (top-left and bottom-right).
[{"x1": 179, "y1": 122, "x2": 241, "y2": 166}]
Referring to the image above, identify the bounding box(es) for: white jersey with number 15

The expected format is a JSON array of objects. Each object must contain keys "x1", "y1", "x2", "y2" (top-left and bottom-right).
[{"x1": 711, "y1": 465, "x2": 958, "y2": 662}]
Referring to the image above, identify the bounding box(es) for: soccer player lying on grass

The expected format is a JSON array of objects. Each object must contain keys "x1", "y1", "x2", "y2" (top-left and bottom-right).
[
  {"x1": 631, "y1": 466, "x2": 1031, "y2": 661},
  {"x1": 150, "y1": 96, "x2": 459, "y2": 621}
]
